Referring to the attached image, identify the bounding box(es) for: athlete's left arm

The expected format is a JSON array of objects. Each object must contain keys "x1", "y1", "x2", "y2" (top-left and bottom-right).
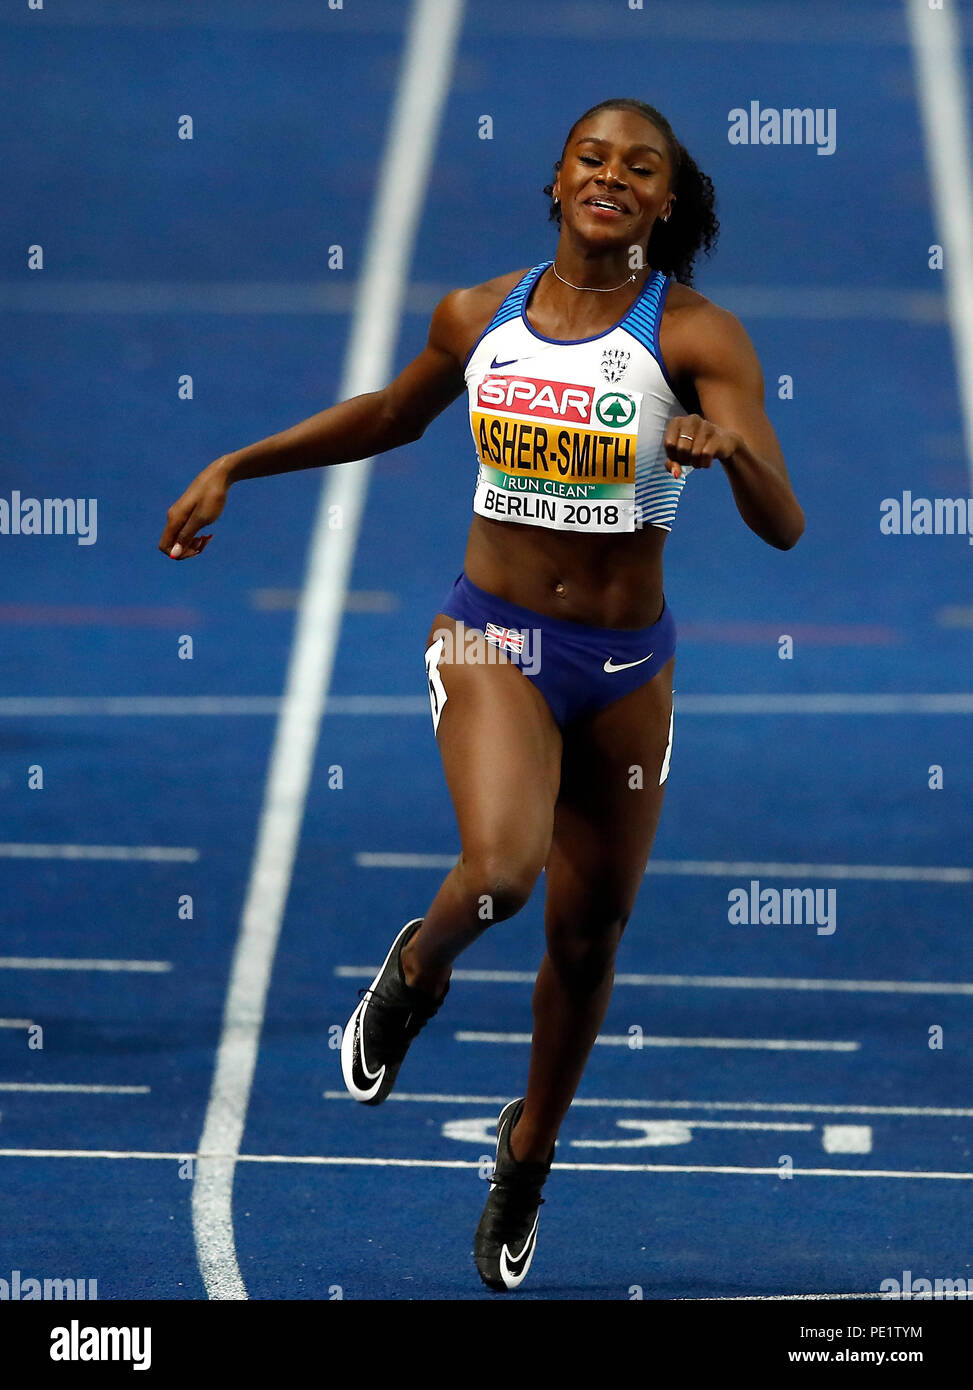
[{"x1": 664, "y1": 304, "x2": 805, "y2": 549}]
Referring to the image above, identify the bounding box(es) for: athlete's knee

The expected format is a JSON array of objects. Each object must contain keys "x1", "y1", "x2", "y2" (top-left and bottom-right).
[
  {"x1": 457, "y1": 849, "x2": 542, "y2": 922},
  {"x1": 545, "y1": 913, "x2": 629, "y2": 987}
]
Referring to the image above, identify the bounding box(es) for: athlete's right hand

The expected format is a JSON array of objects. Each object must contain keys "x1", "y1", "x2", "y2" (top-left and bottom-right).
[{"x1": 159, "y1": 457, "x2": 232, "y2": 559}]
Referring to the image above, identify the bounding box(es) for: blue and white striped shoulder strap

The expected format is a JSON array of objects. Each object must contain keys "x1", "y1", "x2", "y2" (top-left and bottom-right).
[
  {"x1": 481, "y1": 260, "x2": 551, "y2": 334},
  {"x1": 619, "y1": 269, "x2": 673, "y2": 365}
]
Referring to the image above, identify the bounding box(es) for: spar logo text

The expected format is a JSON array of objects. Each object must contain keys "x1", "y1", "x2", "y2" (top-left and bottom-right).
[{"x1": 478, "y1": 376, "x2": 595, "y2": 424}]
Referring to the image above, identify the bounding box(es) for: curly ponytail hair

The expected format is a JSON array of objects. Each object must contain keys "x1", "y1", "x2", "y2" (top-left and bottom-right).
[{"x1": 542, "y1": 98, "x2": 719, "y2": 287}]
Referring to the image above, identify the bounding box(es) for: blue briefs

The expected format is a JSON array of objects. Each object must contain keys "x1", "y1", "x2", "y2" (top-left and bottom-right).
[{"x1": 433, "y1": 571, "x2": 676, "y2": 729}]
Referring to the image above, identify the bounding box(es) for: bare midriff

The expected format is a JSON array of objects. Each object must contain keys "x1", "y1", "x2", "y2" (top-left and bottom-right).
[{"x1": 462, "y1": 512, "x2": 668, "y2": 629}]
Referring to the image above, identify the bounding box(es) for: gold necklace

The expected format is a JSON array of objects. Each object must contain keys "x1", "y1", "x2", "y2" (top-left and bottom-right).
[{"x1": 552, "y1": 262, "x2": 638, "y2": 293}]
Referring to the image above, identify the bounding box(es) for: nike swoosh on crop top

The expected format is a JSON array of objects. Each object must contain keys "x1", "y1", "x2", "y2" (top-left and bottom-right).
[{"x1": 465, "y1": 260, "x2": 690, "y2": 535}]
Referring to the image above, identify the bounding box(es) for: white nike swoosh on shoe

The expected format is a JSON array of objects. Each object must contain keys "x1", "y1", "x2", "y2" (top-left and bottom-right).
[
  {"x1": 499, "y1": 1211, "x2": 540, "y2": 1288},
  {"x1": 356, "y1": 1015, "x2": 385, "y2": 1083},
  {"x1": 340, "y1": 919, "x2": 421, "y2": 1101},
  {"x1": 341, "y1": 1004, "x2": 386, "y2": 1100},
  {"x1": 603, "y1": 651, "x2": 654, "y2": 673}
]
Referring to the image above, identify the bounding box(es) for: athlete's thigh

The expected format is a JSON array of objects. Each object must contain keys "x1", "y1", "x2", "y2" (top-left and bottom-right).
[
  {"x1": 424, "y1": 613, "x2": 562, "y2": 866},
  {"x1": 545, "y1": 657, "x2": 675, "y2": 925}
]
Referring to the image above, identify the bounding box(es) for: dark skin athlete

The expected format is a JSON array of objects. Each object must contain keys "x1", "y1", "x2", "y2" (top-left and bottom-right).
[{"x1": 160, "y1": 108, "x2": 803, "y2": 1164}]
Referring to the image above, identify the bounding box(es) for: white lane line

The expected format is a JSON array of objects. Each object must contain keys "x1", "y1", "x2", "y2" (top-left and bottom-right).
[
  {"x1": 0, "y1": 1083, "x2": 149, "y2": 1094},
  {"x1": 0, "y1": 1020, "x2": 32, "y2": 1029},
  {"x1": 0, "y1": 283, "x2": 946, "y2": 321},
  {"x1": 822, "y1": 1124, "x2": 873, "y2": 1155},
  {"x1": 0, "y1": 697, "x2": 284, "y2": 716},
  {"x1": 0, "y1": 282, "x2": 359, "y2": 314},
  {"x1": 355, "y1": 852, "x2": 973, "y2": 882},
  {"x1": 0, "y1": 695, "x2": 422, "y2": 716},
  {"x1": 907, "y1": 0, "x2": 973, "y2": 483},
  {"x1": 190, "y1": 0, "x2": 465, "y2": 1304},
  {"x1": 356, "y1": 852, "x2": 455, "y2": 869},
  {"x1": 250, "y1": 589, "x2": 400, "y2": 613},
  {"x1": 335, "y1": 966, "x2": 973, "y2": 996},
  {"x1": 0, "y1": 957, "x2": 171, "y2": 972},
  {"x1": 615, "y1": 972, "x2": 973, "y2": 994},
  {"x1": 939, "y1": 606, "x2": 973, "y2": 628},
  {"x1": 216, "y1": 1159, "x2": 972, "y2": 1179},
  {"x1": 0, "y1": 844, "x2": 198, "y2": 862},
  {"x1": 1, "y1": 1149, "x2": 970, "y2": 1180},
  {"x1": 689, "y1": 285, "x2": 946, "y2": 321},
  {"x1": 6, "y1": 693, "x2": 973, "y2": 717},
  {"x1": 455, "y1": 1032, "x2": 860, "y2": 1053},
  {"x1": 441, "y1": 1116, "x2": 817, "y2": 1146},
  {"x1": 322, "y1": 1090, "x2": 973, "y2": 1118},
  {"x1": 573, "y1": 1120, "x2": 816, "y2": 1136},
  {"x1": 0, "y1": 1149, "x2": 190, "y2": 1160},
  {"x1": 673, "y1": 694, "x2": 973, "y2": 713},
  {"x1": 691, "y1": 1293, "x2": 931, "y2": 1302},
  {"x1": 644, "y1": 860, "x2": 972, "y2": 883},
  {"x1": 325, "y1": 696, "x2": 434, "y2": 714}
]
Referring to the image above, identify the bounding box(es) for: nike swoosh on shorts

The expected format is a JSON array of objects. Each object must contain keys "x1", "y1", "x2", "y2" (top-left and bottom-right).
[{"x1": 603, "y1": 652, "x2": 654, "y2": 673}]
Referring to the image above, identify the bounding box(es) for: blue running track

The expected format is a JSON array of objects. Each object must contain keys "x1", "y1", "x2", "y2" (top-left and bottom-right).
[{"x1": 1, "y1": 0, "x2": 972, "y2": 1301}]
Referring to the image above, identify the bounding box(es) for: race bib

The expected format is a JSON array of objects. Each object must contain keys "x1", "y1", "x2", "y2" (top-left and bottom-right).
[{"x1": 470, "y1": 373, "x2": 642, "y2": 533}]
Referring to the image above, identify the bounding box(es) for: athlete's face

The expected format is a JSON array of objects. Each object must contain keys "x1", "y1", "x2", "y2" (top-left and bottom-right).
[{"x1": 552, "y1": 110, "x2": 675, "y2": 250}]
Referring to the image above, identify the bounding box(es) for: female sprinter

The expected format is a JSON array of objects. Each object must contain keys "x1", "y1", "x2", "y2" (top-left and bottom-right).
[{"x1": 159, "y1": 98, "x2": 804, "y2": 1294}]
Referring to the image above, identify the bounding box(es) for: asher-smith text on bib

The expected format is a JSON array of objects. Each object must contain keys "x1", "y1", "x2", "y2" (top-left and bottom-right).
[{"x1": 471, "y1": 372, "x2": 642, "y2": 533}]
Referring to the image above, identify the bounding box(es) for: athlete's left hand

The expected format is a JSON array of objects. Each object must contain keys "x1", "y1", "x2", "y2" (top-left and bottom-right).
[{"x1": 664, "y1": 415, "x2": 742, "y2": 480}]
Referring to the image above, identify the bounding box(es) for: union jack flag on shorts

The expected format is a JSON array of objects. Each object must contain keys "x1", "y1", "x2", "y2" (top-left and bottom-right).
[{"x1": 484, "y1": 621, "x2": 525, "y2": 653}]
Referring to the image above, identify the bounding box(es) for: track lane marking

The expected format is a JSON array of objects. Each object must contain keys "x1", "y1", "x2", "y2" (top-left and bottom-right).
[
  {"x1": 907, "y1": 0, "x2": 973, "y2": 483},
  {"x1": 455, "y1": 1032, "x2": 860, "y2": 1052},
  {"x1": 5, "y1": 693, "x2": 973, "y2": 716},
  {"x1": 321, "y1": 1091, "x2": 973, "y2": 1118},
  {"x1": 354, "y1": 853, "x2": 973, "y2": 882},
  {"x1": 0, "y1": 844, "x2": 197, "y2": 862},
  {"x1": 0, "y1": 958, "x2": 171, "y2": 972},
  {"x1": 335, "y1": 966, "x2": 973, "y2": 995},
  {"x1": 1, "y1": 1149, "x2": 971, "y2": 1180},
  {"x1": 189, "y1": 0, "x2": 465, "y2": 1302}
]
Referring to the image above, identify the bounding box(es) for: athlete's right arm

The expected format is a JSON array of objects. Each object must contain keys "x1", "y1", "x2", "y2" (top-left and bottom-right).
[{"x1": 159, "y1": 289, "x2": 476, "y2": 559}]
